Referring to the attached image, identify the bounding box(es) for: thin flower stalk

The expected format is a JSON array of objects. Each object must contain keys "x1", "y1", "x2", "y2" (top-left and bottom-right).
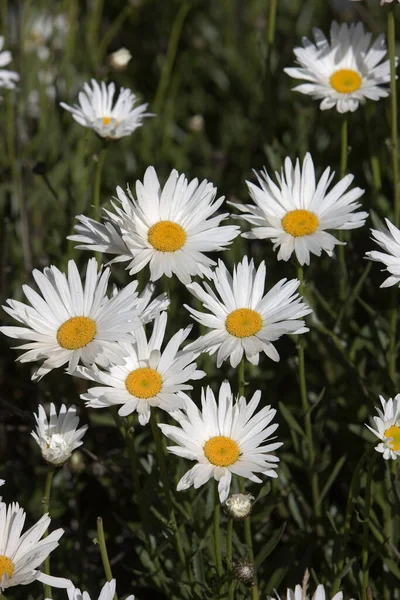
[
  {"x1": 96, "y1": 517, "x2": 118, "y2": 600},
  {"x1": 42, "y1": 465, "x2": 55, "y2": 599},
  {"x1": 297, "y1": 266, "x2": 322, "y2": 526}
]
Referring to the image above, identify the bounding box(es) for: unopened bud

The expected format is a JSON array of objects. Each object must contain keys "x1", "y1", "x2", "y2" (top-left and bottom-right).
[
  {"x1": 225, "y1": 493, "x2": 254, "y2": 519},
  {"x1": 108, "y1": 47, "x2": 132, "y2": 71},
  {"x1": 69, "y1": 450, "x2": 86, "y2": 474},
  {"x1": 233, "y1": 557, "x2": 256, "y2": 586}
]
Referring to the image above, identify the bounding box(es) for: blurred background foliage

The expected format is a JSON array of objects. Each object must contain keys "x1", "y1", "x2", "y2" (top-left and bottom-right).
[{"x1": 1, "y1": 0, "x2": 400, "y2": 598}]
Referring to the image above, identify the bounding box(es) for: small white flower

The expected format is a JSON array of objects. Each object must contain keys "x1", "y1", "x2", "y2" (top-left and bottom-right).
[
  {"x1": 267, "y1": 583, "x2": 349, "y2": 600},
  {"x1": 77, "y1": 311, "x2": 205, "y2": 424},
  {"x1": 25, "y1": 14, "x2": 68, "y2": 61},
  {"x1": 68, "y1": 167, "x2": 240, "y2": 285},
  {"x1": 230, "y1": 153, "x2": 367, "y2": 266},
  {"x1": 32, "y1": 404, "x2": 88, "y2": 466},
  {"x1": 365, "y1": 218, "x2": 400, "y2": 287},
  {"x1": 64, "y1": 579, "x2": 134, "y2": 600},
  {"x1": 159, "y1": 380, "x2": 282, "y2": 503},
  {"x1": 185, "y1": 256, "x2": 311, "y2": 368},
  {"x1": 366, "y1": 394, "x2": 400, "y2": 460},
  {"x1": 285, "y1": 21, "x2": 392, "y2": 113},
  {"x1": 0, "y1": 258, "x2": 145, "y2": 380},
  {"x1": 60, "y1": 79, "x2": 151, "y2": 139},
  {"x1": 0, "y1": 501, "x2": 71, "y2": 590},
  {"x1": 0, "y1": 481, "x2": 4, "y2": 487},
  {"x1": 108, "y1": 47, "x2": 132, "y2": 70},
  {"x1": 0, "y1": 36, "x2": 19, "y2": 90},
  {"x1": 225, "y1": 493, "x2": 254, "y2": 518}
]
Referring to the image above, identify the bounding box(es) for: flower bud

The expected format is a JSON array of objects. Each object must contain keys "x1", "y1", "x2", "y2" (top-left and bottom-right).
[
  {"x1": 108, "y1": 47, "x2": 132, "y2": 71},
  {"x1": 233, "y1": 557, "x2": 256, "y2": 586},
  {"x1": 225, "y1": 493, "x2": 254, "y2": 519}
]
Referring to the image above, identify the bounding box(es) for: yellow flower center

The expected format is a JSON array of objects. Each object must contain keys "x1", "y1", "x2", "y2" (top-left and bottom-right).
[
  {"x1": 329, "y1": 69, "x2": 362, "y2": 94},
  {"x1": 148, "y1": 221, "x2": 187, "y2": 252},
  {"x1": 203, "y1": 436, "x2": 240, "y2": 467},
  {"x1": 56, "y1": 316, "x2": 97, "y2": 350},
  {"x1": 225, "y1": 308, "x2": 263, "y2": 338},
  {"x1": 0, "y1": 555, "x2": 14, "y2": 580},
  {"x1": 384, "y1": 425, "x2": 400, "y2": 451},
  {"x1": 125, "y1": 367, "x2": 163, "y2": 399},
  {"x1": 281, "y1": 209, "x2": 319, "y2": 237}
]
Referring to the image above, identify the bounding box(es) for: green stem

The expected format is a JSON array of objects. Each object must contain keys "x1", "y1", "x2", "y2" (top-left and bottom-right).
[
  {"x1": 388, "y1": 6, "x2": 399, "y2": 227},
  {"x1": 337, "y1": 116, "x2": 348, "y2": 303},
  {"x1": 297, "y1": 266, "x2": 322, "y2": 526},
  {"x1": 93, "y1": 145, "x2": 107, "y2": 221},
  {"x1": 227, "y1": 518, "x2": 234, "y2": 600},
  {"x1": 214, "y1": 483, "x2": 223, "y2": 578},
  {"x1": 239, "y1": 480, "x2": 258, "y2": 600},
  {"x1": 267, "y1": 0, "x2": 277, "y2": 47},
  {"x1": 42, "y1": 466, "x2": 55, "y2": 599},
  {"x1": 96, "y1": 517, "x2": 118, "y2": 600},
  {"x1": 149, "y1": 412, "x2": 187, "y2": 570},
  {"x1": 238, "y1": 357, "x2": 245, "y2": 398},
  {"x1": 331, "y1": 450, "x2": 369, "y2": 594},
  {"x1": 153, "y1": 2, "x2": 191, "y2": 114},
  {"x1": 362, "y1": 455, "x2": 376, "y2": 600},
  {"x1": 388, "y1": 7, "x2": 399, "y2": 386}
]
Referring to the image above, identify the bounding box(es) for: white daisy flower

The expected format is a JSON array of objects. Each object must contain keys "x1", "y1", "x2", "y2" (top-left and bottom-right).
[
  {"x1": 68, "y1": 167, "x2": 240, "y2": 285},
  {"x1": 284, "y1": 21, "x2": 392, "y2": 113},
  {"x1": 77, "y1": 311, "x2": 205, "y2": 424},
  {"x1": 184, "y1": 256, "x2": 311, "y2": 368},
  {"x1": 25, "y1": 13, "x2": 68, "y2": 61},
  {"x1": 60, "y1": 79, "x2": 151, "y2": 140},
  {"x1": 230, "y1": 153, "x2": 367, "y2": 266},
  {"x1": 365, "y1": 394, "x2": 400, "y2": 460},
  {"x1": 267, "y1": 583, "x2": 348, "y2": 600},
  {"x1": 0, "y1": 258, "x2": 144, "y2": 381},
  {"x1": 159, "y1": 380, "x2": 282, "y2": 504},
  {"x1": 32, "y1": 404, "x2": 88, "y2": 466},
  {"x1": 0, "y1": 36, "x2": 19, "y2": 90},
  {"x1": 365, "y1": 219, "x2": 400, "y2": 287},
  {"x1": 0, "y1": 501, "x2": 71, "y2": 590},
  {"x1": 61, "y1": 579, "x2": 134, "y2": 600}
]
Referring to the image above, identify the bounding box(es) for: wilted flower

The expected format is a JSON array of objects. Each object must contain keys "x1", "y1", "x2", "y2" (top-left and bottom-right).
[{"x1": 225, "y1": 493, "x2": 254, "y2": 519}]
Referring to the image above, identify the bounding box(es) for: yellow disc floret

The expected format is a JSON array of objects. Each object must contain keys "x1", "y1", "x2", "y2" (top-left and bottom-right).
[
  {"x1": 57, "y1": 317, "x2": 97, "y2": 350},
  {"x1": 329, "y1": 69, "x2": 362, "y2": 94},
  {"x1": 102, "y1": 117, "x2": 112, "y2": 125},
  {"x1": 0, "y1": 555, "x2": 14, "y2": 580},
  {"x1": 281, "y1": 209, "x2": 319, "y2": 237},
  {"x1": 148, "y1": 221, "x2": 187, "y2": 252},
  {"x1": 125, "y1": 367, "x2": 163, "y2": 399},
  {"x1": 384, "y1": 425, "x2": 400, "y2": 451},
  {"x1": 225, "y1": 308, "x2": 263, "y2": 338},
  {"x1": 204, "y1": 436, "x2": 240, "y2": 467}
]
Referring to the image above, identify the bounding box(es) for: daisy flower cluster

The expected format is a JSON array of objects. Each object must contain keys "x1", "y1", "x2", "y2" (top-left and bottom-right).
[{"x1": 2, "y1": 1, "x2": 400, "y2": 597}]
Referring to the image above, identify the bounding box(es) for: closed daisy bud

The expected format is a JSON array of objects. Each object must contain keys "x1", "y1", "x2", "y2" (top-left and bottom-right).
[
  {"x1": 225, "y1": 493, "x2": 254, "y2": 519},
  {"x1": 108, "y1": 47, "x2": 132, "y2": 71},
  {"x1": 233, "y1": 558, "x2": 256, "y2": 586},
  {"x1": 32, "y1": 404, "x2": 88, "y2": 467}
]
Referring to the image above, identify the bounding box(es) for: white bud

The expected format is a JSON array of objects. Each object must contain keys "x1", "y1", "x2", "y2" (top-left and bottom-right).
[
  {"x1": 42, "y1": 434, "x2": 71, "y2": 466},
  {"x1": 109, "y1": 48, "x2": 132, "y2": 70},
  {"x1": 225, "y1": 493, "x2": 254, "y2": 519}
]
